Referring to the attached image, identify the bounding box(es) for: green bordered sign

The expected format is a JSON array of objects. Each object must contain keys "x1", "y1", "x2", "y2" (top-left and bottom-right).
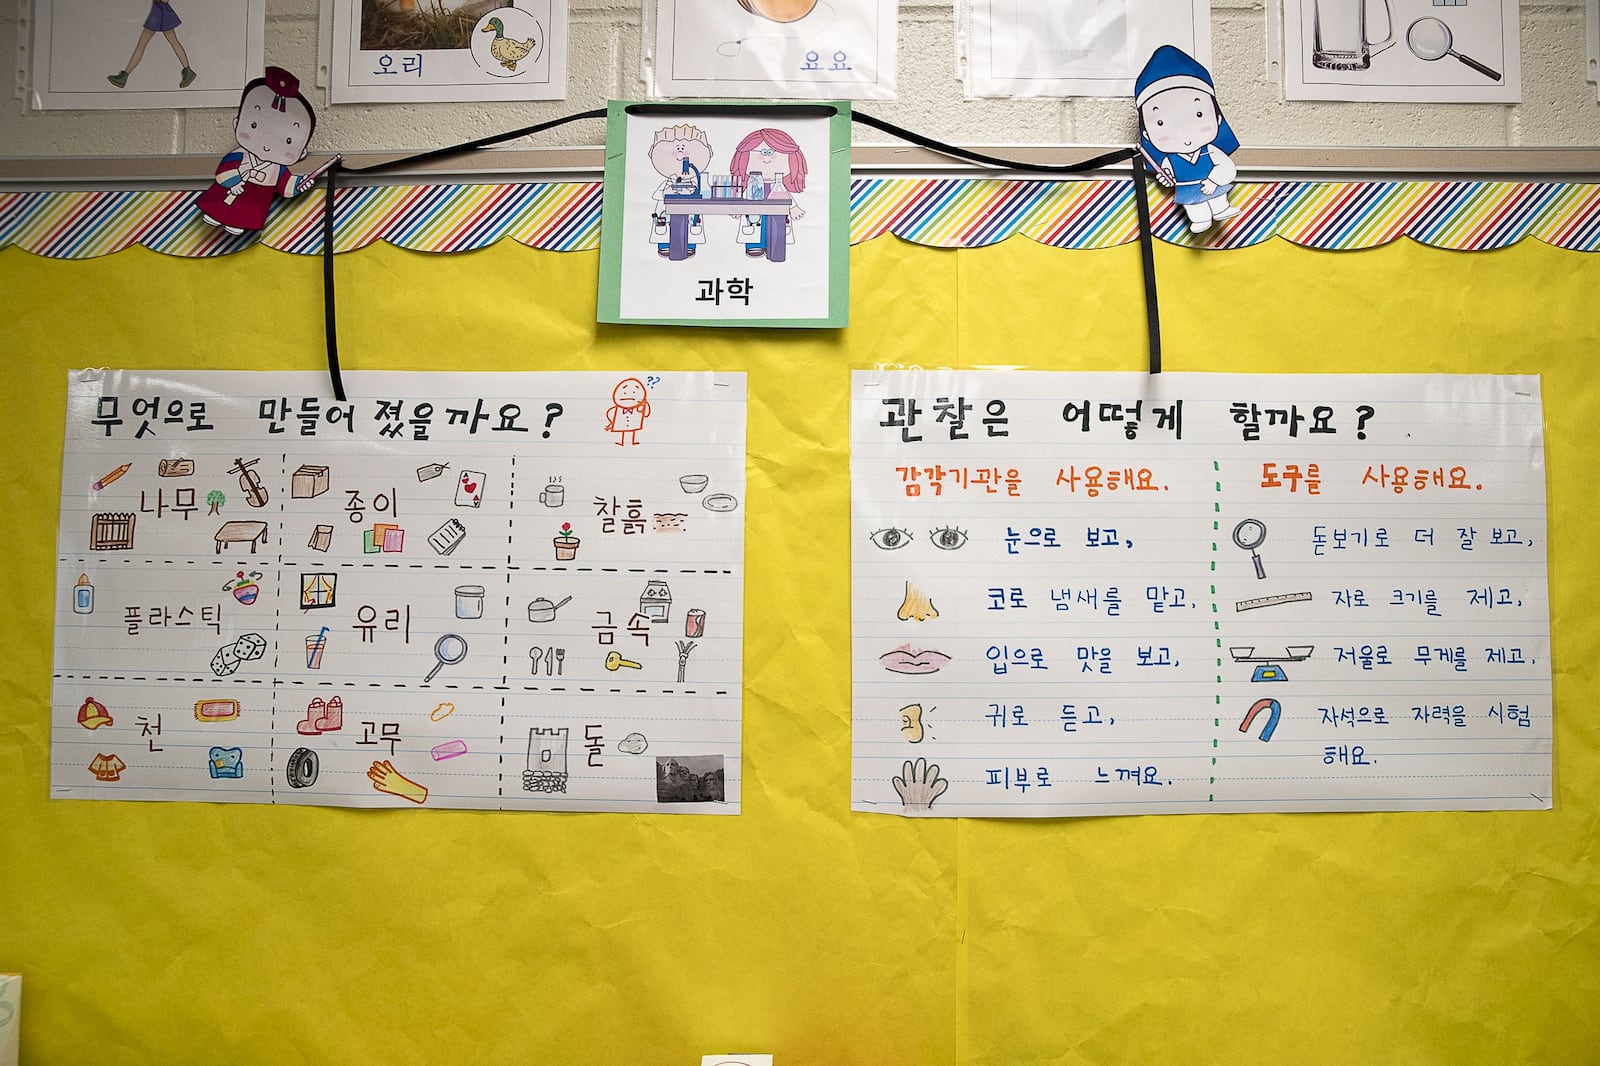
[{"x1": 597, "y1": 100, "x2": 850, "y2": 328}]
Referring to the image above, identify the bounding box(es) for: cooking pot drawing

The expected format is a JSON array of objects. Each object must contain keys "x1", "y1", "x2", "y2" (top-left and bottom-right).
[{"x1": 528, "y1": 595, "x2": 572, "y2": 623}]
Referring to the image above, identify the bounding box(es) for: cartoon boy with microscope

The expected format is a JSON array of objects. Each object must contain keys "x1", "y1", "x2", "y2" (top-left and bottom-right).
[{"x1": 647, "y1": 125, "x2": 714, "y2": 258}]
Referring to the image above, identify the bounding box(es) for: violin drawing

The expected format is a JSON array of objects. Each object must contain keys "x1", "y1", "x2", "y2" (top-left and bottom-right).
[{"x1": 230, "y1": 456, "x2": 270, "y2": 508}]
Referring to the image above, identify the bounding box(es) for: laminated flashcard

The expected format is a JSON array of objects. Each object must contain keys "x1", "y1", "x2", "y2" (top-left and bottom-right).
[
  {"x1": 29, "y1": 0, "x2": 265, "y2": 110},
  {"x1": 1281, "y1": 0, "x2": 1520, "y2": 102},
  {"x1": 648, "y1": 0, "x2": 896, "y2": 99},
  {"x1": 51, "y1": 370, "x2": 746, "y2": 814},
  {"x1": 329, "y1": 0, "x2": 567, "y2": 104},
  {"x1": 963, "y1": 0, "x2": 1211, "y2": 98},
  {"x1": 597, "y1": 101, "x2": 850, "y2": 328},
  {"x1": 851, "y1": 371, "x2": 1552, "y2": 818}
]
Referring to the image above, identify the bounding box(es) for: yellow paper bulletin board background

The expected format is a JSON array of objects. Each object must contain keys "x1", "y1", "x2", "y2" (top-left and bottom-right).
[{"x1": 2, "y1": 233, "x2": 1597, "y2": 1064}]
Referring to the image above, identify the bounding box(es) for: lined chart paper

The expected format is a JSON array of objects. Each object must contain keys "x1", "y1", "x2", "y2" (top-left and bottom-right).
[
  {"x1": 51, "y1": 370, "x2": 746, "y2": 814},
  {"x1": 851, "y1": 372, "x2": 1552, "y2": 818}
]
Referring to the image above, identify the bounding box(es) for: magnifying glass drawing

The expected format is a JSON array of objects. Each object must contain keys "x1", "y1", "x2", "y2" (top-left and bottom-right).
[
  {"x1": 1406, "y1": 18, "x2": 1501, "y2": 82},
  {"x1": 1233, "y1": 519, "x2": 1267, "y2": 580},
  {"x1": 424, "y1": 633, "x2": 469, "y2": 683}
]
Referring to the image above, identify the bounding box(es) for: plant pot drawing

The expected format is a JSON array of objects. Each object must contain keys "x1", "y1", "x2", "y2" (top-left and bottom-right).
[{"x1": 553, "y1": 537, "x2": 580, "y2": 561}]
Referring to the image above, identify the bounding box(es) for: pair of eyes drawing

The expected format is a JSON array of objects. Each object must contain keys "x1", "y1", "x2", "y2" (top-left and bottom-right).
[{"x1": 869, "y1": 526, "x2": 968, "y2": 551}]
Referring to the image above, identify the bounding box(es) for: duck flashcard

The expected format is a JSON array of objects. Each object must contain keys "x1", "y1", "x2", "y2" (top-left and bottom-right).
[{"x1": 330, "y1": 0, "x2": 567, "y2": 103}]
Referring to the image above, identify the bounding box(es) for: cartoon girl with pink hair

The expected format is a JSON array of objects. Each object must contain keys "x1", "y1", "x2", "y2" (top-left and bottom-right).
[{"x1": 730, "y1": 128, "x2": 808, "y2": 259}]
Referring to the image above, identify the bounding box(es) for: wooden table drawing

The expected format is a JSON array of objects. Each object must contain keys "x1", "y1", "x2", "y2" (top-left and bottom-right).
[
  {"x1": 214, "y1": 520, "x2": 270, "y2": 554},
  {"x1": 662, "y1": 193, "x2": 795, "y2": 262}
]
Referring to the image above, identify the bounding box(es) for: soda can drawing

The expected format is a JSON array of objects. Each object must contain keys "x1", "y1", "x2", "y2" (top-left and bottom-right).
[{"x1": 685, "y1": 609, "x2": 706, "y2": 638}]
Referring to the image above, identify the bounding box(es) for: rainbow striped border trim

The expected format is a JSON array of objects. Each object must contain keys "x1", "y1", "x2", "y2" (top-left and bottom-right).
[{"x1": 2, "y1": 177, "x2": 1597, "y2": 259}]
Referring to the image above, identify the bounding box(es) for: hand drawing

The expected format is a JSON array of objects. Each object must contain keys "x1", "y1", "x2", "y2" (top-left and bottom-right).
[
  {"x1": 210, "y1": 633, "x2": 266, "y2": 677},
  {"x1": 1232, "y1": 518, "x2": 1267, "y2": 578},
  {"x1": 207, "y1": 746, "x2": 244, "y2": 779},
  {"x1": 93, "y1": 462, "x2": 132, "y2": 491},
  {"x1": 223, "y1": 569, "x2": 263, "y2": 604},
  {"x1": 229, "y1": 457, "x2": 269, "y2": 507},
  {"x1": 524, "y1": 727, "x2": 569, "y2": 793},
  {"x1": 107, "y1": 0, "x2": 196, "y2": 89},
  {"x1": 1235, "y1": 591, "x2": 1313, "y2": 612},
  {"x1": 893, "y1": 757, "x2": 948, "y2": 811},
  {"x1": 553, "y1": 522, "x2": 581, "y2": 560},
  {"x1": 76, "y1": 697, "x2": 114, "y2": 730},
  {"x1": 896, "y1": 581, "x2": 939, "y2": 621},
  {"x1": 285, "y1": 747, "x2": 319, "y2": 788},
  {"x1": 368, "y1": 760, "x2": 428, "y2": 804},
  {"x1": 604, "y1": 651, "x2": 643, "y2": 671},
  {"x1": 455, "y1": 469, "x2": 486, "y2": 508},
  {"x1": 618, "y1": 732, "x2": 649, "y2": 755},
  {"x1": 678, "y1": 473, "x2": 709, "y2": 493},
  {"x1": 675, "y1": 640, "x2": 697, "y2": 682},
  {"x1": 528, "y1": 595, "x2": 572, "y2": 622},
  {"x1": 424, "y1": 634, "x2": 468, "y2": 683},
  {"x1": 1239, "y1": 698, "x2": 1282, "y2": 742},
  {"x1": 898, "y1": 703, "x2": 930, "y2": 743},
  {"x1": 880, "y1": 645, "x2": 951, "y2": 675},
  {"x1": 1230, "y1": 645, "x2": 1314, "y2": 663},
  {"x1": 868, "y1": 527, "x2": 912, "y2": 550},
  {"x1": 89, "y1": 512, "x2": 137, "y2": 550},
  {"x1": 88, "y1": 753, "x2": 127, "y2": 782},
  {"x1": 193, "y1": 698, "x2": 240, "y2": 722},
  {"x1": 648, "y1": 127, "x2": 714, "y2": 257},
  {"x1": 1135, "y1": 46, "x2": 1241, "y2": 234},
  {"x1": 206, "y1": 490, "x2": 225, "y2": 514},
  {"x1": 198, "y1": 70, "x2": 335, "y2": 235},
  {"x1": 928, "y1": 526, "x2": 969, "y2": 551},
  {"x1": 702, "y1": 493, "x2": 738, "y2": 512},
  {"x1": 606, "y1": 378, "x2": 652, "y2": 446},
  {"x1": 430, "y1": 740, "x2": 469, "y2": 761},
  {"x1": 300, "y1": 571, "x2": 337, "y2": 608},
  {"x1": 640, "y1": 580, "x2": 673, "y2": 621},
  {"x1": 295, "y1": 695, "x2": 343, "y2": 736},
  {"x1": 429, "y1": 701, "x2": 456, "y2": 722}
]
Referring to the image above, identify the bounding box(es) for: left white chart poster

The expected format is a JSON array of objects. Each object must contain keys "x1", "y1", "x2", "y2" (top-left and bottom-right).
[
  {"x1": 30, "y1": 0, "x2": 265, "y2": 110},
  {"x1": 51, "y1": 370, "x2": 746, "y2": 814},
  {"x1": 329, "y1": 0, "x2": 567, "y2": 103}
]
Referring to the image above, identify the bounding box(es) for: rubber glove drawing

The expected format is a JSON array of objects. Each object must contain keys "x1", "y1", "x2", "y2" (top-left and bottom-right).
[
  {"x1": 368, "y1": 760, "x2": 428, "y2": 804},
  {"x1": 893, "y1": 757, "x2": 948, "y2": 811}
]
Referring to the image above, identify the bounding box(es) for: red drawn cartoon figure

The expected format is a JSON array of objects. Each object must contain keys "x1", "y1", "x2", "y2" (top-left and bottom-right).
[
  {"x1": 196, "y1": 67, "x2": 336, "y2": 236},
  {"x1": 605, "y1": 377, "x2": 651, "y2": 447}
]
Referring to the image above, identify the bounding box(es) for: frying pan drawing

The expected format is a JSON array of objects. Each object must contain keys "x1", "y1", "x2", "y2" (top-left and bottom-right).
[{"x1": 1406, "y1": 18, "x2": 1501, "y2": 81}]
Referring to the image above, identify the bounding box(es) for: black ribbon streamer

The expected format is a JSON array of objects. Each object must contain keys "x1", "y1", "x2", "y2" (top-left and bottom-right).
[{"x1": 315, "y1": 106, "x2": 1163, "y2": 400}]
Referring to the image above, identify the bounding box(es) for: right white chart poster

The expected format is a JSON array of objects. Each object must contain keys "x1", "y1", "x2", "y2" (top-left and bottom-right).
[
  {"x1": 1282, "y1": 0, "x2": 1521, "y2": 102},
  {"x1": 851, "y1": 372, "x2": 1552, "y2": 818}
]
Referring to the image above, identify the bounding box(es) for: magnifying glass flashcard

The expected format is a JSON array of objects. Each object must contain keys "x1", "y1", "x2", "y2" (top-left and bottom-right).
[
  {"x1": 425, "y1": 633, "x2": 469, "y2": 683},
  {"x1": 1406, "y1": 18, "x2": 1502, "y2": 81},
  {"x1": 1233, "y1": 518, "x2": 1268, "y2": 580}
]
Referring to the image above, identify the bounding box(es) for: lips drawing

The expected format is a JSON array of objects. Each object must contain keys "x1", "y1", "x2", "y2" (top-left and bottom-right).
[{"x1": 880, "y1": 646, "x2": 951, "y2": 675}]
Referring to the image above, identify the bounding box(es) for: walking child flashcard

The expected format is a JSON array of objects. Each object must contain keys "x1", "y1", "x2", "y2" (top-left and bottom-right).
[
  {"x1": 329, "y1": 0, "x2": 568, "y2": 103},
  {"x1": 597, "y1": 101, "x2": 850, "y2": 328},
  {"x1": 29, "y1": 0, "x2": 265, "y2": 110}
]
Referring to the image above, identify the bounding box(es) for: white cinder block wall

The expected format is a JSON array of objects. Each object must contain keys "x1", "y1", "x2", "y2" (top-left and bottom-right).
[{"x1": 3, "y1": 1, "x2": 1599, "y2": 159}]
